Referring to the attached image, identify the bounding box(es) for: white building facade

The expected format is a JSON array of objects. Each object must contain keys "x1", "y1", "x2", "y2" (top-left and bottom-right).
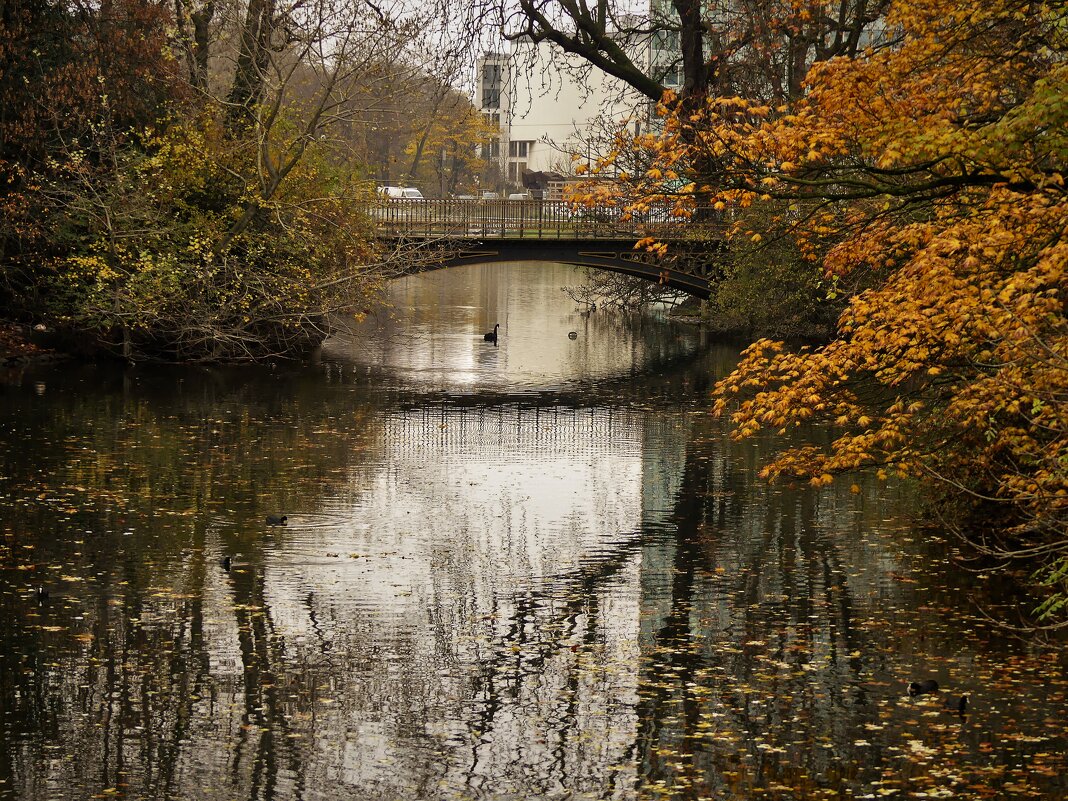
[{"x1": 476, "y1": 41, "x2": 661, "y2": 195}]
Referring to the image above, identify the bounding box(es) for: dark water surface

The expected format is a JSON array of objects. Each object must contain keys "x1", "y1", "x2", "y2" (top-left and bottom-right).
[{"x1": 0, "y1": 263, "x2": 1064, "y2": 800}]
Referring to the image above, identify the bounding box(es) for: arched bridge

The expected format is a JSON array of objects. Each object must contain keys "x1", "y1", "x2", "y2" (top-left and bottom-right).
[{"x1": 372, "y1": 199, "x2": 724, "y2": 300}]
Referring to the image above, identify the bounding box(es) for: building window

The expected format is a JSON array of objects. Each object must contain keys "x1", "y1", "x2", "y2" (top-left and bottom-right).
[
  {"x1": 483, "y1": 137, "x2": 500, "y2": 159},
  {"x1": 651, "y1": 30, "x2": 682, "y2": 88},
  {"x1": 481, "y1": 63, "x2": 502, "y2": 109},
  {"x1": 508, "y1": 161, "x2": 527, "y2": 182},
  {"x1": 482, "y1": 112, "x2": 500, "y2": 128},
  {"x1": 508, "y1": 140, "x2": 530, "y2": 158}
]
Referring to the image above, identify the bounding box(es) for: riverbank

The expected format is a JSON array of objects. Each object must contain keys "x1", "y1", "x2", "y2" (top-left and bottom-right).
[
  {"x1": 0, "y1": 322, "x2": 57, "y2": 366},
  {"x1": 667, "y1": 295, "x2": 836, "y2": 342}
]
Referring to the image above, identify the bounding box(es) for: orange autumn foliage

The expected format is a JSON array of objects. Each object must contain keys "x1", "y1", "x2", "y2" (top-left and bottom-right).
[{"x1": 654, "y1": 0, "x2": 1068, "y2": 604}]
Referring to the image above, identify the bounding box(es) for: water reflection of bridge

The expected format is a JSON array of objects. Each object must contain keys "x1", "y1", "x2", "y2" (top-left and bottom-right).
[
  {"x1": 379, "y1": 403, "x2": 650, "y2": 459},
  {"x1": 372, "y1": 199, "x2": 725, "y2": 299}
]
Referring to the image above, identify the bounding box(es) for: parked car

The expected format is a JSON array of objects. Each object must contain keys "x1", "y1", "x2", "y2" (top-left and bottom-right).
[
  {"x1": 507, "y1": 192, "x2": 532, "y2": 200},
  {"x1": 379, "y1": 186, "x2": 424, "y2": 199},
  {"x1": 480, "y1": 191, "x2": 501, "y2": 200}
]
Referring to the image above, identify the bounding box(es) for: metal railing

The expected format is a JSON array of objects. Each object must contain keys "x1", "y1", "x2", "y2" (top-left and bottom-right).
[{"x1": 369, "y1": 199, "x2": 711, "y2": 240}]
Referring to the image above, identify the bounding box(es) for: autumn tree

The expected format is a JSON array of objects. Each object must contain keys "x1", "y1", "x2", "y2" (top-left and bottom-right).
[
  {"x1": 2, "y1": 0, "x2": 474, "y2": 360},
  {"x1": 403, "y1": 86, "x2": 495, "y2": 195},
  {"x1": 686, "y1": 0, "x2": 1068, "y2": 617},
  {"x1": 488, "y1": 0, "x2": 891, "y2": 108},
  {"x1": 0, "y1": 0, "x2": 180, "y2": 310}
]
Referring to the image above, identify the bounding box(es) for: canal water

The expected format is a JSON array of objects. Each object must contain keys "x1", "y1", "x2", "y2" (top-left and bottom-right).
[{"x1": 0, "y1": 263, "x2": 1064, "y2": 800}]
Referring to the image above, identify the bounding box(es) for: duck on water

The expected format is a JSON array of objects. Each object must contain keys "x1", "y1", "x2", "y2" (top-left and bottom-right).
[
  {"x1": 484, "y1": 323, "x2": 500, "y2": 343},
  {"x1": 908, "y1": 679, "x2": 939, "y2": 696}
]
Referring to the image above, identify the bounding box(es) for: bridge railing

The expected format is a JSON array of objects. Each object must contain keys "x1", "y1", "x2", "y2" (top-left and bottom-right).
[{"x1": 368, "y1": 199, "x2": 718, "y2": 240}]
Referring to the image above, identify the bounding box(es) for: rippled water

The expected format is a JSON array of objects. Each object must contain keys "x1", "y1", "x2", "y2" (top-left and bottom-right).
[{"x1": 0, "y1": 263, "x2": 1064, "y2": 800}]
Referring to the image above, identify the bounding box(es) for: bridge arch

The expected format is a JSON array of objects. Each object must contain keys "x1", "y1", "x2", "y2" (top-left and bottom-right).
[{"x1": 392, "y1": 237, "x2": 715, "y2": 300}]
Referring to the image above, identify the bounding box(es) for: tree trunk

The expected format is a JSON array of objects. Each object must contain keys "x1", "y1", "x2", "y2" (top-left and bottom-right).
[
  {"x1": 672, "y1": 0, "x2": 706, "y2": 101},
  {"x1": 173, "y1": 0, "x2": 215, "y2": 92},
  {"x1": 228, "y1": 0, "x2": 274, "y2": 127},
  {"x1": 190, "y1": 1, "x2": 214, "y2": 92}
]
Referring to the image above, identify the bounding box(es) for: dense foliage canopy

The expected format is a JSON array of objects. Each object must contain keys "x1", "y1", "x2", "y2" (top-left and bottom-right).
[{"x1": 679, "y1": 0, "x2": 1065, "y2": 613}]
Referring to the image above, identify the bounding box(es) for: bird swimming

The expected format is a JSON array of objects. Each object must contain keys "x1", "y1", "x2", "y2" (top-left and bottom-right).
[
  {"x1": 568, "y1": 331, "x2": 578, "y2": 340},
  {"x1": 221, "y1": 555, "x2": 232, "y2": 571},
  {"x1": 484, "y1": 323, "x2": 500, "y2": 342},
  {"x1": 266, "y1": 514, "x2": 288, "y2": 526},
  {"x1": 908, "y1": 679, "x2": 940, "y2": 696},
  {"x1": 35, "y1": 586, "x2": 49, "y2": 602},
  {"x1": 943, "y1": 694, "x2": 969, "y2": 714}
]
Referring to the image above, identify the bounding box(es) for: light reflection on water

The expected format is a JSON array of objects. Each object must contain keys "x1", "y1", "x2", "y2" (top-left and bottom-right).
[
  {"x1": 324, "y1": 262, "x2": 701, "y2": 392},
  {"x1": 0, "y1": 263, "x2": 1064, "y2": 800}
]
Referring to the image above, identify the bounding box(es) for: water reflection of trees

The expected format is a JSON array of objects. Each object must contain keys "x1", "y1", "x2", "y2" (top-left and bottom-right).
[
  {"x1": 1, "y1": 364, "x2": 1061, "y2": 799},
  {"x1": 0, "y1": 364, "x2": 386, "y2": 799},
  {"x1": 435, "y1": 418, "x2": 915, "y2": 799},
  {"x1": 627, "y1": 436, "x2": 879, "y2": 797},
  {"x1": 0, "y1": 384, "x2": 907, "y2": 799}
]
